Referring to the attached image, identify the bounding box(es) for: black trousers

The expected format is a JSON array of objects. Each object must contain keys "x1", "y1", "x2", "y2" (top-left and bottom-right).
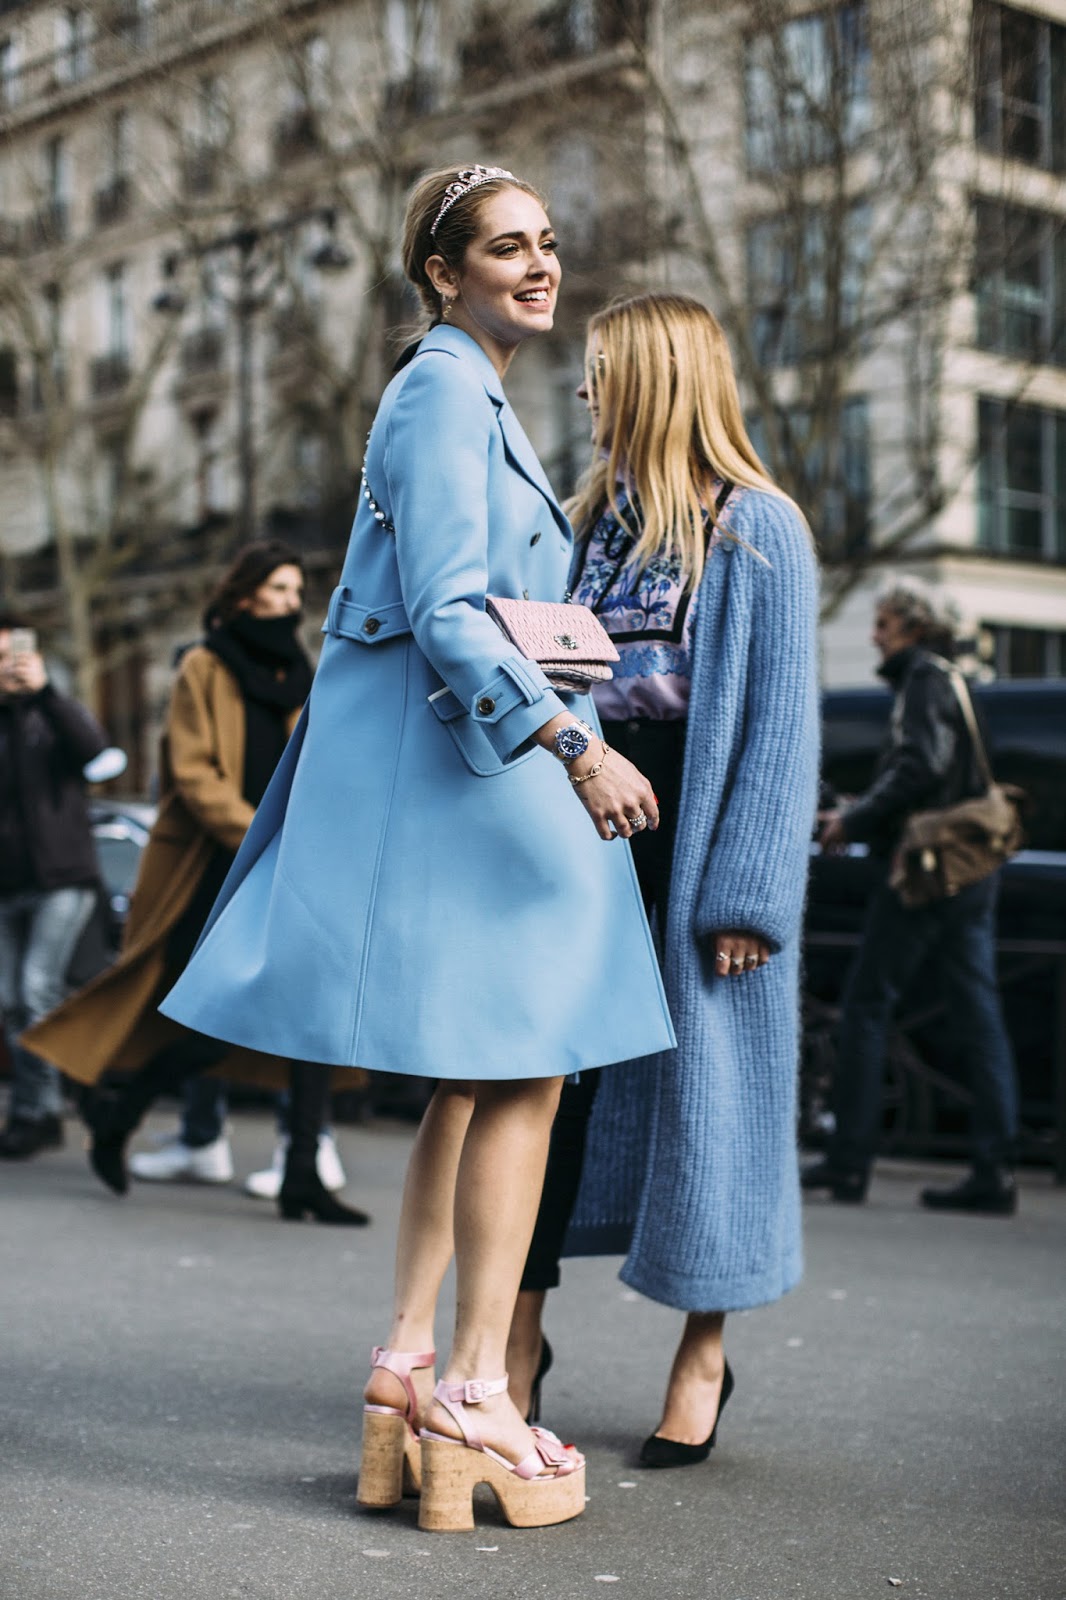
[{"x1": 520, "y1": 717, "x2": 686, "y2": 1292}]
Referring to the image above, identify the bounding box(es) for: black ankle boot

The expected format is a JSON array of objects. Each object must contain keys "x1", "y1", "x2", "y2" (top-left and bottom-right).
[
  {"x1": 278, "y1": 1062, "x2": 370, "y2": 1224},
  {"x1": 82, "y1": 1088, "x2": 138, "y2": 1195},
  {"x1": 277, "y1": 1163, "x2": 370, "y2": 1225}
]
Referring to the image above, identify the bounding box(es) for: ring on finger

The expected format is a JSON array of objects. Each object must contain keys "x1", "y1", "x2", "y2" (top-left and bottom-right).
[
  {"x1": 627, "y1": 812, "x2": 647, "y2": 831},
  {"x1": 715, "y1": 951, "x2": 729, "y2": 965},
  {"x1": 729, "y1": 957, "x2": 744, "y2": 971},
  {"x1": 744, "y1": 953, "x2": 759, "y2": 969}
]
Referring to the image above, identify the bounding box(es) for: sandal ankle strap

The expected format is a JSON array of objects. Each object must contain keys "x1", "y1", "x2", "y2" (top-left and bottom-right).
[
  {"x1": 429, "y1": 1374, "x2": 508, "y2": 1453},
  {"x1": 434, "y1": 1375, "x2": 508, "y2": 1406},
  {"x1": 369, "y1": 1346, "x2": 436, "y2": 1423}
]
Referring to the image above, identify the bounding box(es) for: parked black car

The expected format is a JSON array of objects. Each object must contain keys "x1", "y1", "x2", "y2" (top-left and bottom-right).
[
  {"x1": 65, "y1": 801, "x2": 156, "y2": 987},
  {"x1": 803, "y1": 679, "x2": 1066, "y2": 1174}
]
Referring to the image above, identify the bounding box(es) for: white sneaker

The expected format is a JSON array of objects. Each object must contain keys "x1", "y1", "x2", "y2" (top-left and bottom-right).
[
  {"x1": 243, "y1": 1132, "x2": 347, "y2": 1199},
  {"x1": 316, "y1": 1131, "x2": 346, "y2": 1193},
  {"x1": 129, "y1": 1133, "x2": 235, "y2": 1184}
]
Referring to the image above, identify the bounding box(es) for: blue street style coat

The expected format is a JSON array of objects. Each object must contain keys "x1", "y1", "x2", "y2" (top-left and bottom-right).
[
  {"x1": 565, "y1": 488, "x2": 820, "y2": 1311},
  {"x1": 162, "y1": 326, "x2": 675, "y2": 1079}
]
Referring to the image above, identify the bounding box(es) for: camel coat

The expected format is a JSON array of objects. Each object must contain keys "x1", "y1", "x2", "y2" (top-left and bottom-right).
[{"x1": 24, "y1": 646, "x2": 320, "y2": 1091}]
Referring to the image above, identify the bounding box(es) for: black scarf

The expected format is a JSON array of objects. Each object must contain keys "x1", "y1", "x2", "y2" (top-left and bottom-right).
[{"x1": 203, "y1": 612, "x2": 312, "y2": 711}]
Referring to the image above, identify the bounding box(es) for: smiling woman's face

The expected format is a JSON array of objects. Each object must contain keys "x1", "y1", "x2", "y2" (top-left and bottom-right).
[{"x1": 432, "y1": 187, "x2": 561, "y2": 363}]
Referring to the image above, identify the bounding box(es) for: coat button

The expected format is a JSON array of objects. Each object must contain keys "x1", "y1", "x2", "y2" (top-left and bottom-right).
[
  {"x1": 477, "y1": 696, "x2": 496, "y2": 716},
  {"x1": 530, "y1": 530, "x2": 541, "y2": 545},
  {"x1": 364, "y1": 617, "x2": 381, "y2": 635}
]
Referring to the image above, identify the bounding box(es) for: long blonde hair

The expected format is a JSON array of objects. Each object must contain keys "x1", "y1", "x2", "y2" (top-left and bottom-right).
[{"x1": 568, "y1": 293, "x2": 798, "y2": 588}]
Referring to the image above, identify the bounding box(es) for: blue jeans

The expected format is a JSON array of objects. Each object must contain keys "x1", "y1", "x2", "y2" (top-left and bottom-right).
[
  {"x1": 0, "y1": 886, "x2": 97, "y2": 1121},
  {"x1": 829, "y1": 870, "x2": 1019, "y2": 1176},
  {"x1": 178, "y1": 1084, "x2": 298, "y2": 1148},
  {"x1": 179, "y1": 1075, "x2": 228, "y2": 1148}
]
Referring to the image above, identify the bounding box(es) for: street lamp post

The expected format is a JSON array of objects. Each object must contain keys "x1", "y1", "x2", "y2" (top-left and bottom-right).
[{"x1": 153, "y1": 208, "x2": 350, "y2": 548}]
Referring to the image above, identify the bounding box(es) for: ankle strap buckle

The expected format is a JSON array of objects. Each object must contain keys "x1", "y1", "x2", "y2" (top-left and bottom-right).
[{"x1": 449, "y1": 1375, "x2": 507, "y2": 1405}]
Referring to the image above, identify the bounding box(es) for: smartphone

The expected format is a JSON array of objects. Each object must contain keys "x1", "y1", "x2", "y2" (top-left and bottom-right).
[{"x1": 8, "y1": 628, "x2": 37, "y2": 657}]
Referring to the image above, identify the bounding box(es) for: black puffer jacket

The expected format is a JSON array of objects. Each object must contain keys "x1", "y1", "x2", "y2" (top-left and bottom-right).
[
  {"x1": 841, "y1": 647, "x2": 987, "y2": 856},
  {"x1": 0, "y1": 684, "x2": 107, "y2": 893}
]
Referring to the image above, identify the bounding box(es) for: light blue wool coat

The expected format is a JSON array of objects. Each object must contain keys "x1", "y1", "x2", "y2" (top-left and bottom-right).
[
  {"x1": 161, "y1": 326, "x2": 675, "y2": 1079},
  {"x1": 565, "y1": 488, "x2": 820, "y2": 1311}
]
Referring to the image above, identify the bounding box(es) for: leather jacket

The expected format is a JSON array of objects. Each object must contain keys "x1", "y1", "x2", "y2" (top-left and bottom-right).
[{"x1": 841, "y1": 646, "x2": 987, "y2": 856}]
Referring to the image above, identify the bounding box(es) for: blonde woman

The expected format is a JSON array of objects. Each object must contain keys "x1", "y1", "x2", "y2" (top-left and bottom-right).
[{"x1": 507, "y1": 293, "x2": 820, "y2": 1466}]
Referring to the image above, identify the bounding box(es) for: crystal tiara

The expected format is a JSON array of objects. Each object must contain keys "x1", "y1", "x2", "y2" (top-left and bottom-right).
[{"x1": 430, "y1": 165, "x2": 517, "y2": 236}]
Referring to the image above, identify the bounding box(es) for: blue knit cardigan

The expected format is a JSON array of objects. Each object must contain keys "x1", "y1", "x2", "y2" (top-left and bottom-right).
[{"x1": 564, "y1": 486, "x2": 820, "y2": 1312}]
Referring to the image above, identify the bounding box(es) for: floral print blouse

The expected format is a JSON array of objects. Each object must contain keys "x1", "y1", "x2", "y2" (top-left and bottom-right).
[{"x1": 571, "y1": 486, "x2": 729, "y2": 721}]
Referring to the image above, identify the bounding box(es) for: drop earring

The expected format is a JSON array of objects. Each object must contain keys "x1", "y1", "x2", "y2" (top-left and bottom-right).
[{"x1": 442, "y1": 296, "x2": 454, "y2": 320}]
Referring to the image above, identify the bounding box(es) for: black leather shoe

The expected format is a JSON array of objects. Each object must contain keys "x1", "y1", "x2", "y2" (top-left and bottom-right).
[
  {"x1": 800, "y1": 1159, "x2": 868, "y2": 1203},
  {"x1": 920, "y1": 1171, "x2": 1017, "y2": 1215},
  {"x1": 0, "y1": 1114, "x2": 64, "y2": 1158},
  {"x1": 639, "y1": 1361, "x2": 735, "y2": 1469}
]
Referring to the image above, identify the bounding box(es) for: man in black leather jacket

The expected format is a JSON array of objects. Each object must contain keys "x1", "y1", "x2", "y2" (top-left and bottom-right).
[
  {"x1": 803, "y1": 580, "x2": 1019, "y2": 1214},
  {"x1": 0, "y1": 613, "x2": 106, "y2": 1158}
]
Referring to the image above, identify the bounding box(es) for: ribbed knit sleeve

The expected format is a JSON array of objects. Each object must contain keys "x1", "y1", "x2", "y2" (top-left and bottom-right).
[{"x1": 693, "y1": 494, "x2": 819, "y2": 951}]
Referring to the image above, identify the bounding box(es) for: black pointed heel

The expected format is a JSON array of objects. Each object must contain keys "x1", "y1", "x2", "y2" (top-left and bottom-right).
[
  {"x1": 277, "y1": 1171, "x2": 370, "y2": 1225},
  {"x1": 638, "y1": 1360, "x2": 734, "y2": 1469},
  {"x1": 526, "y1": 1335, "x2": 554, "y2": 1425}
]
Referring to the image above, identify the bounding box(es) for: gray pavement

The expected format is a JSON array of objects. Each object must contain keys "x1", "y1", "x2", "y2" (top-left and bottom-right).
[{"x1": 1, "y1": 1107, "x2": 1064, "y2": 1600}]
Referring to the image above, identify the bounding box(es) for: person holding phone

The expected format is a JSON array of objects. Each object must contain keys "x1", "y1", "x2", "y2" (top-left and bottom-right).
[{"x1": 0, "y1": 612, "x2": 108, "y2": 1158}]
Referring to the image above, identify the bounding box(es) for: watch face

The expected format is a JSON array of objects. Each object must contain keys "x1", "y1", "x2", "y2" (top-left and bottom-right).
[{"x1": 555, "y1": 724, "x2": 591, "y2": 761}]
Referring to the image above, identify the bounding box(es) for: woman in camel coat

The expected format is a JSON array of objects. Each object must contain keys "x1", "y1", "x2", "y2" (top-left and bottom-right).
[{"x1": 25, "y1": 541, "x2": 365, "y2": 1222}]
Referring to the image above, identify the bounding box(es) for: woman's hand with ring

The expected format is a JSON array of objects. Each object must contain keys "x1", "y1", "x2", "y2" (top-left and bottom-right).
[
  {"x1": 712, "y1": 929, "x2": 770, "y2": 977},
  {"x1": 574, "y1": 749, "x2": 659, "y2": 842}
]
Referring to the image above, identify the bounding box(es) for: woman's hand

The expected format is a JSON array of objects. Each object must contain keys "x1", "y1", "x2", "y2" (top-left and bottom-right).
[
  {"x1": 710, "y1": 930, "x2": 770, "y2": 977},
  {"x1": 571, "y1": 746, "x2": 660, "y2": 841},
  {"x1": 532, "y1": 714, "x2": 659, "y2": 840}
]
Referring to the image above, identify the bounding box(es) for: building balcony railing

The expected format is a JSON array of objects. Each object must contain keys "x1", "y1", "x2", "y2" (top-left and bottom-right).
[
  {"x1": 89, "y1": 352, "x2": 131, "y2": 399},
  {"x1": 93, "y1": 176, "x2": 132, "y2": 229},
  {"x1": 26, "y1": 202, "x2": 68, "y2": 251},
  {"x1": 180, "y1": 326, "x2": 225, "y2": 375},
  {"x1": 25, "y1": 363, "x2": 68, "y2": 414},
  {"x1": 461, "y1": 0, "x2": 646, "y2": 82},
  {"x1": 272, "y1": 106, "x2": 320, "y2": 165},
  {"x1": 181, "y1": 146, "x2": 221, "y2": 197},
  {"x1": 1, "y1": 0, "x2": 260, "y2": 119}
]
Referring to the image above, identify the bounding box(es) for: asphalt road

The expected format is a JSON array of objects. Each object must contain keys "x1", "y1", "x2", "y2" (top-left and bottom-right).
[{"x1": 1, "y1": 1108, "x2": 1064, "y2": 1600}]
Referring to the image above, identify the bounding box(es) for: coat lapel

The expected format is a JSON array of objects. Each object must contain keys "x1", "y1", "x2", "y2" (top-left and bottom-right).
[{"x1": 418, "y1": 325, "x2": 571, "y2": 543}]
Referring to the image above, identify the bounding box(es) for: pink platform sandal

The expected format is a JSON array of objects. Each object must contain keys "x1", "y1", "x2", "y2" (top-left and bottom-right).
[
  {"x1": 357, "y1": 1345, "x2": 436, "y2": 1508},
  {"x1": 418, "y1": 1375, "x2": 586, "y2": 1532}
]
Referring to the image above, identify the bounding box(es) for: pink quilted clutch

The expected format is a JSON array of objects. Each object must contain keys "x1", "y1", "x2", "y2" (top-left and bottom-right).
[{"x1": 485, "y1": 596, "x2": 620, "y2": 693}]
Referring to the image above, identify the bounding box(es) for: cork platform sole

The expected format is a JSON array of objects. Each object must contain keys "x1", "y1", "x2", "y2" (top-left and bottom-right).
[
  {"x1": 357, "y1": 1411, "x2": 422, "y2": 1507},
  {"x1": 418, "y1": 1437, "x2": 586, "y2": 1532}
]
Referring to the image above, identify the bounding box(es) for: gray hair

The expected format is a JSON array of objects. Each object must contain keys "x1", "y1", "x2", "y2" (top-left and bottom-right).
[{"x1": 874, "y1": 574, "x2": 956, "y2": 644}]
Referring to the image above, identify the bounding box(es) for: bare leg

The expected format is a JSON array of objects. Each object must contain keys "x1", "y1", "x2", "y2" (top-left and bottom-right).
[
  {"x1": 654, "y1": 1311, "x2": 727, "y2": 1444},
  {"x1": 506, "y1": 1288, "x2": 547, "y2": 1420},
  {"x1": 363, "y1": 1082, "x2": 474, "y2": 1417},
  {"x1": 425, "y1": 1075, "x2": 566, "y2": 1467}
]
